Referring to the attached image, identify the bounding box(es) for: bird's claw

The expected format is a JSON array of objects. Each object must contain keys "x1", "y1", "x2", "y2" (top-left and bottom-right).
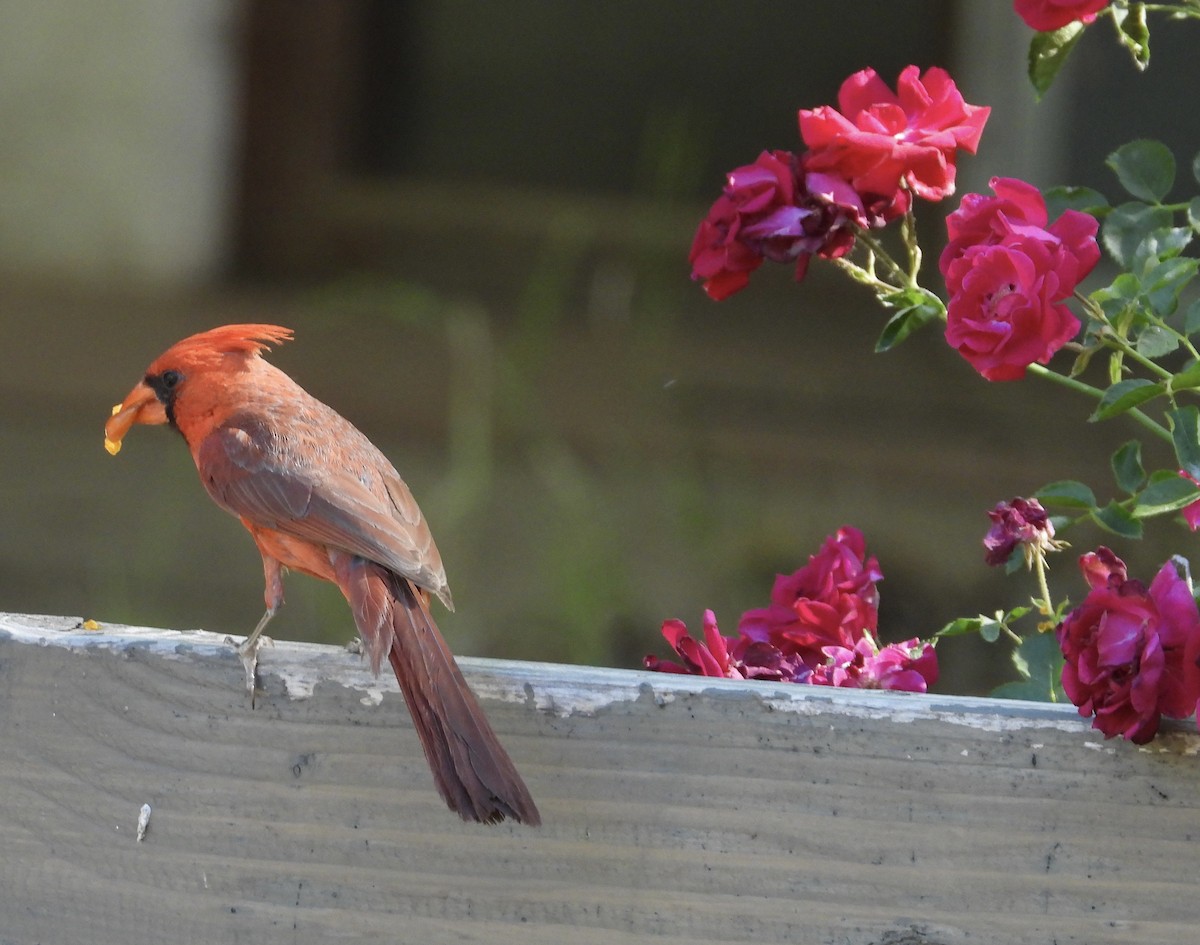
[{"x1": 225, "y1": 633, "x2": 272, "y2": 706}]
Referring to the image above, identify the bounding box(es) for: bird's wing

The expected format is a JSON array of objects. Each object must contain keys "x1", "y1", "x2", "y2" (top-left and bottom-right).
[{"x1": 196, "y1": 419, "x2": 452, "y2": 608}]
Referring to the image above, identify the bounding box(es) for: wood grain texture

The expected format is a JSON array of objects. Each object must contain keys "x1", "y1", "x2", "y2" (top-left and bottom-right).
[{"x1": 1, "y1": 612, "x2": 1198, "y2": 945}]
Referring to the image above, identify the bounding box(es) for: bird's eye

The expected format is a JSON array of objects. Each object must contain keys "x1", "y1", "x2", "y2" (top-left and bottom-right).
[{"x1": 161, "y1": 370, "x2": 182, "y2": 390}]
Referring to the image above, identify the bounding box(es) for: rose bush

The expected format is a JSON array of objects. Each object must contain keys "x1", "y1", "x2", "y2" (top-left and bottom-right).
[{"x1": 663, "y1": 4, "x2": 1200, "y2": 749}]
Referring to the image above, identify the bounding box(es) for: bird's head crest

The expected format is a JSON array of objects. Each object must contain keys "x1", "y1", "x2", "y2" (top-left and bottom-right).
[{"x1": 104, "y1": 324, "x2": 294, "y2": 455}]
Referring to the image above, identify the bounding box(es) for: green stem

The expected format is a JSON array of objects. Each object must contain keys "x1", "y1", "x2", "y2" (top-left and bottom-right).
[
  {"x1": 828, "y1": 256, "x2": 899, "y2": 294},
  {"x1": 1033, "y1": 552, "x2": 1053, "y2": 619},
  {"x1": 1026, "y1": 363, "x2": 1173, "y2": 442},
  {"x1": 854, "y1": 231, "x2": 911, "y2": 287}
]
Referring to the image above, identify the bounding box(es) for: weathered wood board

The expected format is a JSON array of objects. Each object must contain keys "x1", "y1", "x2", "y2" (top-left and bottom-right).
[{"x1": 1, "y1": 612, "x2": 1198, "y2": 944}]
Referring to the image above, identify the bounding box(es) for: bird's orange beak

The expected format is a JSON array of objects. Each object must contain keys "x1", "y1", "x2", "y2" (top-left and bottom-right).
[{"x1": 104, "y1": 382, "x2": 167, "y2": 455}]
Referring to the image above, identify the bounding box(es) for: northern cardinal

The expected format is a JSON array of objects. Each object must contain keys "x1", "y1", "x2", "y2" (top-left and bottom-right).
[{"x1": 104, "y1": 324, "x2": 539, "y2": 825}]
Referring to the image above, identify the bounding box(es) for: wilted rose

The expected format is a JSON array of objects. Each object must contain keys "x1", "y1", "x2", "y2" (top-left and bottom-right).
[
  {"x1": 689, "y1": 150, "x2": 867, "y2": 299},
  {"x1": 984, "y1": 496, "x2": 1062, "y2": 566}
]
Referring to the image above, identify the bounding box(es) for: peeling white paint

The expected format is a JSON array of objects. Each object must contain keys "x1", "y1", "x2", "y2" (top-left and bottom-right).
[{"x1": 5, "y1": 613, "x2": 1200, "y2": 751}]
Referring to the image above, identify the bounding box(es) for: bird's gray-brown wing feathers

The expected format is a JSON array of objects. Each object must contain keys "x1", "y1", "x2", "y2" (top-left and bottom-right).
[{"x1": 195, "y1": 407, "x2": 452, "y2": 609}]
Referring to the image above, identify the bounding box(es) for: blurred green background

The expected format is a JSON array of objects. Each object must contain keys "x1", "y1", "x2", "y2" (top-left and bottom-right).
[{"x1": 2, "y1": 1, "x2": 1199, "y2": 694}]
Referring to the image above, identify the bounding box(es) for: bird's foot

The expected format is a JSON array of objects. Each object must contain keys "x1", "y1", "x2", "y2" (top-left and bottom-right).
[{"x1": 224, "y1": 633, "x2": 273, "y2": 706}]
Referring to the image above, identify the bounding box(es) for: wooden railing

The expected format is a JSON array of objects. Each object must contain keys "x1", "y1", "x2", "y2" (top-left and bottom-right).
[{"x1": 1, "y1": 612, "x2": 1196, "y2": 944}]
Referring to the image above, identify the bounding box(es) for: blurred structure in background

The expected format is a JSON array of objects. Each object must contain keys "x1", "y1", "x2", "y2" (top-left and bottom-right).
[{"x1": 2, "y1": 1, "x2": 1198, "y2": 692}]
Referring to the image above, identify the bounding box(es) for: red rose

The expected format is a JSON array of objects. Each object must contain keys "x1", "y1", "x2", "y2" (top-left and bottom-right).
[
  {"x1": 688, "y1": 192, "x2": 766, "y2": 301},
  {"x1": 799, "y1": 65, "x2": 990, "y2": 220},
  {"x1": 941, "y1": 178, "x2": 1099, "y2": 381},
  {"x1": 1014, "y1": 0, "x2": 1109, "y2": 32},
  {"x1": 1056, "y1": 551, "x2": 1200, "y2": 744},
  {"x1": 644, "y1": 610, "x2": 806, "y2": 682},
  {"x1": 738, "y1": 526, "x2": 882, "y2": 665}
]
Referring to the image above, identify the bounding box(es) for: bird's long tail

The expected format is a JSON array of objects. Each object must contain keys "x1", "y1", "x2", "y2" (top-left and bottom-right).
[{"x1": 333, "y1": 554, "x2": 540, "y2": 825}]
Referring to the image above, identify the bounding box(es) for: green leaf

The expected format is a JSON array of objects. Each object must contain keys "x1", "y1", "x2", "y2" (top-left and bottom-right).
[
  {"x1": 1189, "y1": 197, "x2": 1200, "y2": 233},
  {"x1": 1028, "y1": 23, "x2": 1086, "y2": 100},
  {"x1": 1168, "y1": 405, "x2": 1200, "y2": 479},
  {"x1": 978, "y1": 618, "x2": 1003, "y2": 643},
  {"x1": 1090, "y1": 378, "x2": 1163, "y2": 421},
  {"x1": 1135, "y1": 325, "x2": 1179, "y2": 358},
  {"x1": 1132, "y1": 474, "x2": 1200, "y2": 517},
  {"x1": 1043, "y1": 185, "x2": 1110, "y2": 220},
  {"x1": 1111, "y1": 440, "x2": 1146, "y2": 494},
  {"x1": 1171, "y1": 360, "x2": 1200, "y2": 391},
  {"x1": 1103, "y1": 203, "x2": 1174, "y2": 268},
  {"x1": 1131, "y1": 226, "x2": 1193, "y2": 274},
  {"x1": 1108, "y1": 140, "x2": 1175, "y2": 203},
  {"x1": 1186, "y1": 298, "x2": 1200, "y2": 337},
  {"x1": 1194, "y1": 150, "x2": 1200, "y2": 187},
  {"x1": 935, "y1": 617, "x2": 984, "y2": 638},
  {"x1": 1112, "y1": 3, "x2": 1151, "y2": 71},
  {"x1": 1142, "y1": 256, "x2": 1199, "y2": 316},
  {"x1": 1092, "y1": 501, "x2": 1143, "y2": 538},
  {"x1": 1036, "y1": 479, "x2": 1097, "y2": 510},
  {"x1": 875, "y1": 288, "x2": 943, "y2": 353},
  {"x1": 990, "y1": 632, "x2": 1066, "y2": 703}
]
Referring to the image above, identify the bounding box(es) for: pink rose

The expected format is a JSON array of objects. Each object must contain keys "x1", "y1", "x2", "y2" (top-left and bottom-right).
[
  {"x1": 1014, "y1": 0, "x2": 1109, "y2": 32},
  {"x1": 811, "y1": 637, "x2": 939, "y2": 692},
  {"x1": 941, "y1": 177, "x2": 1099, "y2": 381},
  {"x1": 941, "y1": 177, "x2": 1100, "y2": 296},
  {"x1": 689, "y1": 151, "x2": 867, "y2": 299},
  {"x1": 1056, "y1": 551, "x2": 1200, "y2": 743},
  {"x1": 944, "y1": 241, "x2": 1082, "y2": 381},
  {"x1": 799, "y1": 65, "x2": 990, "y2": 220}
]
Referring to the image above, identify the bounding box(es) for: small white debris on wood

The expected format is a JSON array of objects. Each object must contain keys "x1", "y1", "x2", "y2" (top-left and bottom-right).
[{"x1": 136, "y1": 803, "x2": 152, "y2": 842}]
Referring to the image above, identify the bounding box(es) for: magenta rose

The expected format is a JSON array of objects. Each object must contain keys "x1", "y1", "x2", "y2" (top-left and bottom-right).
[
  {"x1": 689, "y1": 150, "x2": 867, "y2": 299},
  {"x1": 1014, "y1": 0, "x2": 1109, "y2": 32},
  {"x1": 941, "y1": 177, "x2": 1099, "y2": 381},
  {"x1": 1056, "y1": 551, "x2": 1200, "y2": 744},
  {"x1": 799, "y1": 65, "x2": 990, "y2": 220},
  {"x1": 738, "y1": 526, "x2": 883, "y2": 665}
]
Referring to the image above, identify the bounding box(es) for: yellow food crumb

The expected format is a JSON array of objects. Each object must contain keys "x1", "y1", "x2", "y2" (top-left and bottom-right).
[
  {"x1": 111, "y1": 403, "x2": 122, "y2": 416},
  {"x1": 82, "y1": 619, "x2": 101, "y2": 631},
  {"x1": 104, "y1": 437, "x2": 122, "y2": 456}
]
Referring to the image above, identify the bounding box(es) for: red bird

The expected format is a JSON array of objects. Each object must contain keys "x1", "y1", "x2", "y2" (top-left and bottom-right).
[{"x1": 104, "y1": 324, "x2": 539, "y2": 825}]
